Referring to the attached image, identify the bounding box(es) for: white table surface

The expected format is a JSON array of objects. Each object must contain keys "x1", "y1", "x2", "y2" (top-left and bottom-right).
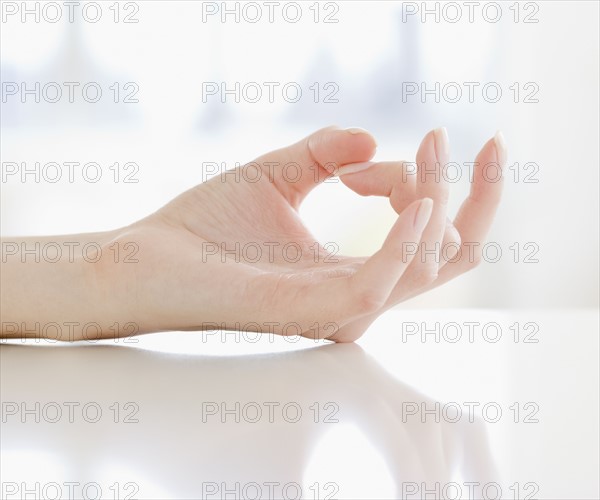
[{"x1": 1, "y1": 309, "x2": 598, "y2": 500}]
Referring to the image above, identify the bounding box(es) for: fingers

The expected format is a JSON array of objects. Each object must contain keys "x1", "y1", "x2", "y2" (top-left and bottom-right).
[
  {"x1": 381, "y1": 127, "x2": 450, "y2": 293},
  {"x1": 438, "y1": 131, "x2": 506, "y2": 279},
  {"x1": 336, "y1": 128, "x2": 455, "y2": 310},
  {"x1": 297, "y1": 198, "x2": 432, "y2": 333},
  {"x1": 339, "y1": 154, "x2": 460, "y2": 269},
  {"x1": 439, "y1": 217, "x2": 462, "y2": 269},
  {"x1": 253, "y1": 126, "x2": 377, "y2": 208},
  {"x1": 348, "y1": 198, "x2": 434, "y2": 309},
  {"x1": 317, "y1": 131, "x2": 506, "y2": 341},
  {"x1": 415, "y1": 127, "x2": 450, "y2": 268},
  {"x1": 339, "y1": 161, "x2": 416, "y2": 213}
]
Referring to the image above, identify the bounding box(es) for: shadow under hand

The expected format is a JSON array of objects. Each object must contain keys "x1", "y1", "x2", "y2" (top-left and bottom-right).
[{"x1": 1, "y1": 342, "x2": 498, "y2": 499}]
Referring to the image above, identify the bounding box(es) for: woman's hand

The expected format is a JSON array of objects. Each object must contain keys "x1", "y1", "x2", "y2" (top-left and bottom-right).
[
  {"x1": 96, "y1": 126, "x2": 505, "y2": 342},
  {"x1": 1, "y1": 126, "x2": 505, "y2": 342}
]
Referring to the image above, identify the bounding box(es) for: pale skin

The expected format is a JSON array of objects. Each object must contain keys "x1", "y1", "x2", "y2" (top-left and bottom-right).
[{"x1": 0, "y1": 126, "x2": 506, "y2": 342}]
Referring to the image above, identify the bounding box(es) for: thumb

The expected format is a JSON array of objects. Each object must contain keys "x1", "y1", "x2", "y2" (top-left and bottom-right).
[{"x1": 253, "y1": 126, "x2": 377, "y2": 208}]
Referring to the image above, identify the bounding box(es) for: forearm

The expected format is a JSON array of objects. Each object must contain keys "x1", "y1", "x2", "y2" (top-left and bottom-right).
[{"x1": 0, "y1": 231, "x2": 134, "y2": 341}]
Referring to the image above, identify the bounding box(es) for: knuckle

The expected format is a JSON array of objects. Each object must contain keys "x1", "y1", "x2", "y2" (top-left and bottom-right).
[
  {"x1": 354, "y1": 287, "x2": 385, "y2": 314},
  {"x1": 412, "y1": 267, "x2": 438, "y2": 287}
]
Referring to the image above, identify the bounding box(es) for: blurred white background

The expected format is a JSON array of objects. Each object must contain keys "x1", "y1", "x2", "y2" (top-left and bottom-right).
[{"x1": 1, "y1": 0, "x2": 598, "y2": 309}]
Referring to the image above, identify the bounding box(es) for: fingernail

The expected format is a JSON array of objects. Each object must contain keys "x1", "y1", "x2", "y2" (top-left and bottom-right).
[
  {"x1": 413, "y1": 198, "x2": 433, "y2": 232},
  {"x1": 337, "y1": 161, "x2": 376, "y2": 176},
  {"x1": 494, "y1": 130, "x2": 507, "y2": 166},
  {"x1": 345, "y1": 127, "x2": 369, "y2": 135},
  {"x1": 433, "y1": 127, "x2": 449, "y2": 163},
  {"x1": 345, "y1": 127, "x2": 378, "y2": 148}
]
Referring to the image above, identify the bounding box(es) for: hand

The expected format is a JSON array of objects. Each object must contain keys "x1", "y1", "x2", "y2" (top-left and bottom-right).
[
  {"x1": 97, "y1": 126, "x2": 505, "y2": 342},
  {"x1": 0, "y1": 126, "x2": 505, "y2": 342}
]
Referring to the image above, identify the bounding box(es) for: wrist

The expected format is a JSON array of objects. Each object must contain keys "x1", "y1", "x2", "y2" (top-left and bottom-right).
[
  {"x1": 1, "y1": 229, "x2": 136, "y2": 341},
  {"x1": 86, "y1": 225, "x2": 149, "y2": 338}
]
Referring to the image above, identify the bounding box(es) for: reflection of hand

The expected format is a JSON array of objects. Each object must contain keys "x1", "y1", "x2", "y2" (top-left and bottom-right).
[
  {"x1": 1, "y1": 342, "x2": 499, "y2": 498},
  {"x1": 1, "y1": 127, "x2": 505, "y2": 342}
]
